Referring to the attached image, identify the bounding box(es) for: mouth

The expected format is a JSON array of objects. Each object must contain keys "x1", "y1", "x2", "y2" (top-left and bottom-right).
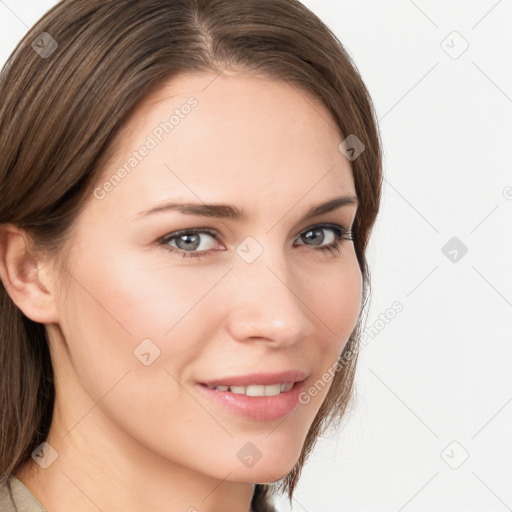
[
  {"x1": 195, "y1": 376, "x2": 309, "y2": 422},
  {"x1": 199, "y1": 381, "x2": 296, "y2": 396}
]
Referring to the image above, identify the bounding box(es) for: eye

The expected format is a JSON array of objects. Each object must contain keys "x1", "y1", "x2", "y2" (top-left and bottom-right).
[
  {"x1": 294, "y1": 224, "x2": 353, "y2": 256},
  {"x1": 158, "y1": 223, "x2": 353, "y2": 259},
  {"x1": 159, "y1": 228, "x2": 220, "y2": 259}
]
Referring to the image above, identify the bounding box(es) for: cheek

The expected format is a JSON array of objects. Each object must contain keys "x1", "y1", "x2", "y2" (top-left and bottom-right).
[
  {"x1": 306, "y1": 253, "x2": 363, "y2": 346},
  {"x1": 67, "y1": 243, "x2": 212, "y2": 335},
  {"x1": 289, "y1": 258, "x2": 362, "y2": 413},
  {"x1": 55, "y1": 250, "x2": 219, "y2": 453},
  {"x1": 57, "y1": 246, "x2": 223, "y2": 387}
]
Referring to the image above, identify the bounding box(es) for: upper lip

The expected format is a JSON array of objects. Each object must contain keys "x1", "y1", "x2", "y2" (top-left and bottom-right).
[{"x1": 200, "y1": 370, "x2": 309, "y2": 387}]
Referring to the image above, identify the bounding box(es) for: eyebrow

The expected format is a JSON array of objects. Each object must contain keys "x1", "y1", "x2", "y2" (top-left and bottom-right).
[{"x1": 136, "y1": 195, "x2": 358, "y2": 221}]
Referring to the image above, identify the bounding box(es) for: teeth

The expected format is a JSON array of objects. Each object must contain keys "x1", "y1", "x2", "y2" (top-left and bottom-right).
[
  {"x1": 230, "y1": 385, "x2": 248, "y2": 395},
  {"x1": 280, "y1": 382, "x2": 294, "y2": 393},
  {"x1": 205, "y1": 382, "x2": 294, "y2": 396}
]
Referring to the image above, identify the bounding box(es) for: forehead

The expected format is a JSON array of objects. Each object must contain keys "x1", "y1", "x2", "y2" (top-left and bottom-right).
[{"x1": 93, "y1": 71, "x2": 355, "y2": 218}]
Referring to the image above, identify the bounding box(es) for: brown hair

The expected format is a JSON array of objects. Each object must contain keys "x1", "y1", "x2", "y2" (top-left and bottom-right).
[{"x1": 0, "y1": 0, "x2": 382, "y2": 509}]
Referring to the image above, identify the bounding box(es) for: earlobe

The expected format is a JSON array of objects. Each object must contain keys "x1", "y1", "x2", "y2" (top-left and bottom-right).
[{"x1": 0, "y1": 224, "x2": 60, "y2": 324}]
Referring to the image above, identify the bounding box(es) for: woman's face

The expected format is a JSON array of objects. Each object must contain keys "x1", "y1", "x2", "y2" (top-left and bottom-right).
[{"x1": 48, "y1": 70, "x2": 362, "y2": 483}]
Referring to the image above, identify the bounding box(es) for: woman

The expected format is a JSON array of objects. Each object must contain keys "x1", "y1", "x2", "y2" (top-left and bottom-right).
[{"x1": 0, "y1": 0, "x2": 382, "y2": 510}]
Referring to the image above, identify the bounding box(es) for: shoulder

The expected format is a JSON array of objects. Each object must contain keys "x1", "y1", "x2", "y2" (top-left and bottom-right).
[{"x1": 0, "y1": 476, "x2": 47, "y2": 512}]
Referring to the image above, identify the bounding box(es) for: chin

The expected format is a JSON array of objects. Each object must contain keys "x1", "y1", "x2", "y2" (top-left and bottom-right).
[
  {"x1": 224, "y1": 451, "x2": 299, "y2": 484},
  {"x1": 227, "y1": 466, "x2": 292, "y2": 485}
]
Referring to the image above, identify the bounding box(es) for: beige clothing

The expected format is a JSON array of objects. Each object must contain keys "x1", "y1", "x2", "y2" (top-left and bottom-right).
[{"x1": 0, "y1": 476, "x2": 46, "y2": 512}]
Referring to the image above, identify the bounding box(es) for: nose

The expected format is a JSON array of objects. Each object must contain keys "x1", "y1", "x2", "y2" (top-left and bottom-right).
[{"x1": 224, "y1": 251, "x2": 315, "y2": 347}]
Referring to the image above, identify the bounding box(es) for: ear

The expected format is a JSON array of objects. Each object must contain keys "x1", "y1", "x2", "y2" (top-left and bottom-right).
[{"x1": 0, "y1": 224, "x2": 60, "y2": 324}]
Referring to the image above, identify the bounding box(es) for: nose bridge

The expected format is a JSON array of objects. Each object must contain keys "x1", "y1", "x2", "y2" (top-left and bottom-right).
[{"x1": 225, "y1": 243, "x2": 314, "y2": 345}]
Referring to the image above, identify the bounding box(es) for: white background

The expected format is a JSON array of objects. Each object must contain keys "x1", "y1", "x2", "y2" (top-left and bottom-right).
[{"x1": 1, "y1": 1, "x2": 511, "y2": 511}]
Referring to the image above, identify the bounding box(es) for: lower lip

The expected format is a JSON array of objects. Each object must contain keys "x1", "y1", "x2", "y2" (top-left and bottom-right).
[{"x1": 195, "y1": 379, "x2": 308, "y2": 422}]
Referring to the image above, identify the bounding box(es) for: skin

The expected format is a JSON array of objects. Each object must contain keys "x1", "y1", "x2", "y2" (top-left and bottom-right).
[{"x1": 0, "y1": 69, "x2": 362, "y2": 512}]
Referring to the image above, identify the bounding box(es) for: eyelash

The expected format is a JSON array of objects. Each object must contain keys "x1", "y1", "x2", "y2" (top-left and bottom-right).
[{"x1": 157, "y1": 223, "x2": 354, "y2": 260}]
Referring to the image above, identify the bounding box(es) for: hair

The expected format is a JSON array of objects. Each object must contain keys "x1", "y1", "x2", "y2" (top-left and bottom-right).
[{"x1": 0, "y1": 0, "x2": 382, "y2": 510}]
